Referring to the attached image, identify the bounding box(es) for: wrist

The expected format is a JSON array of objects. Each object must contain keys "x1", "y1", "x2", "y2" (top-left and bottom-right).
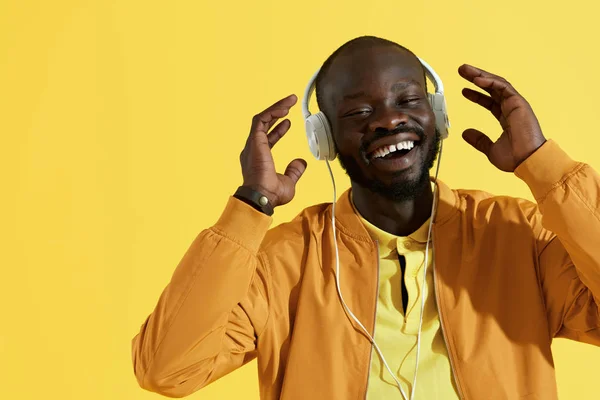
[
  {"x1": 514, "y1": 140, "x2": 579, "y2": 202},
  {"x1": 233, "y1": 185, "x2": 275, "y2": 216},
  {"x1": 216, "y1": 196, "x2": 272, "y2": 253},
  {"x1": 515, "y1": 136, "x2": 547, "y2": 168}
]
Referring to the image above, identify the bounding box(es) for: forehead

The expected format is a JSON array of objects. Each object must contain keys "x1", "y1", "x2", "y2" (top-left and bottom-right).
[{"x1": 322, "y1": 46, "x2": 426, "y2": 106}]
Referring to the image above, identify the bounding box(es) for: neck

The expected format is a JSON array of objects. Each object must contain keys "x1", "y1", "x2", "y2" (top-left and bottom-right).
[{"x1": 351, "y1": 179, "x2": 434, "y2": 237}]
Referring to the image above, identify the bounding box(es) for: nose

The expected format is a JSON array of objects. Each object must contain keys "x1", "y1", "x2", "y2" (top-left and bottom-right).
[{"x1": 367, "y1": 106, "x2": 410, "y2": 132}]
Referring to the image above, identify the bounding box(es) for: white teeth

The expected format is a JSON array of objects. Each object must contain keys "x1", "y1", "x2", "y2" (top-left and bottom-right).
[
  {"x1": 397, "y1": 140, "x2": 414, "y2": 150},
  {"x1": 372, "y1": 140, "x2": 415, "y2": 159}
]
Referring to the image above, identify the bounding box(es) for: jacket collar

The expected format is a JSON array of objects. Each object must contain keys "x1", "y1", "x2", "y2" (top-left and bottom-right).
[{"x1": 333, "y1": 177, "x2": 459, "y2": 242}]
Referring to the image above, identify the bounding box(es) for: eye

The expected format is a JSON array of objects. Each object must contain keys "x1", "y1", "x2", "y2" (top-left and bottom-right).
[
  {"x1": 344, "y1": 109, "x2": 371, "y2": 118},
  {"x1": 397, "y1": 97, "x2": 421, "y2": 106}
]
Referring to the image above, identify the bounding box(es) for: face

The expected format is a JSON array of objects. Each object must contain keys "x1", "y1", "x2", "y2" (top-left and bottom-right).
[{"x1": 320, "y1": 45, "x2": 441, "y2": 201}]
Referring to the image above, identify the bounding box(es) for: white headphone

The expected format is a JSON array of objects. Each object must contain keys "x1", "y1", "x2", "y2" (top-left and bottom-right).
[{"x1": 301, "y1": 57, "x2": 450, "y2": 160}]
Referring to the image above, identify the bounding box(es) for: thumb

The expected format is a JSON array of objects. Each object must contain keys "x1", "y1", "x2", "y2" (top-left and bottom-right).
[
  {"x1": 284, "y1": 158, "x2": 307, "y2": 185},
  {"x1": 462, "y1": 128, "x2": 493, "y2": 157}
]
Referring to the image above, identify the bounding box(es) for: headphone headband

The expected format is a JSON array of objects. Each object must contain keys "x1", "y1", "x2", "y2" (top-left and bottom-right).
[
  {"x1": 302, "y1": 70, "x2": 319, "y2": 119},
  {"x1": 417, "y1": 56, "x2": 444, "y2": 94}
]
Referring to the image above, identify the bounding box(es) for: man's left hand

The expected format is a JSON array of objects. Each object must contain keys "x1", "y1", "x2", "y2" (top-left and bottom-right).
[{"x1": 458, "y1": 64, "x2": 546, "y2": 172}]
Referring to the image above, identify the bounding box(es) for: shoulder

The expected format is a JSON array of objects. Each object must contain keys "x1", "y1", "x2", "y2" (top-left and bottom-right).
[
  {"x1": 260, "y1": 201, "x2": 332, "y2": 252},
  {"x1": 449, "y1": 186, "x2": 556, "y2": 255},
  {"x1": 256, "y1": 202, "x2": 332, "y2": 287},
  {"x1": 453, "y1": 187, "x2": 541, "y2": 226}
]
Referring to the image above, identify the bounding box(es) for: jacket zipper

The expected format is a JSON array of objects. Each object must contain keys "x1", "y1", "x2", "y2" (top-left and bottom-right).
[
  {"x1": 431, "y1": 229, "x2": 465, "y2": 399},
  {"x1": 364, "y1": 240, "x2": 380, "y2": 400}
]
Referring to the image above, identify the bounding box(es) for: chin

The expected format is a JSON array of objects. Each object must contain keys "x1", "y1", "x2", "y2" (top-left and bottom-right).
[
  {"x1": 340, "y1": 157, "x2": 430, "y2": 201},
  {"x1": 371, "y1": 168, "x2": 431, "y2": 201}
]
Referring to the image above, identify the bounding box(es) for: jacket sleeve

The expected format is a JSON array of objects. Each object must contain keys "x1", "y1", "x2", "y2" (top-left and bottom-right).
[
  {"x1": 515, "y1": 140, "x2": 600, "y2": 344},
  {"x1": 131, "y1": 197, "x2": 273, "y2": 398}
]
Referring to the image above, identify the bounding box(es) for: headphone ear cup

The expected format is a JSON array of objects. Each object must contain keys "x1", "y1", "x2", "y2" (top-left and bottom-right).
[
  {"x1": 305, "y1": 112, "x2": 337, "y2": 161},
  {"x1": 428, "y1": 93, "x2": 450, "y2": 140}
]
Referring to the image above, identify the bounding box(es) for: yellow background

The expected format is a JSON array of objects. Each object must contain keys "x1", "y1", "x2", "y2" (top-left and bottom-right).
[{"x1": 1, "y1": 0, "x2": 599, "y2": 399}]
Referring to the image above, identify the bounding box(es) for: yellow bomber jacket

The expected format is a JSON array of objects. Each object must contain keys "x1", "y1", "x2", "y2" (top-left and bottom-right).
[{"x1": 132, "y1": 140, "x2": 600, "y2": 399}]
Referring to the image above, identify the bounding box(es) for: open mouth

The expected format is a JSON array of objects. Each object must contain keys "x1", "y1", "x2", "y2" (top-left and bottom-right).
[{"x1": 368, "y1": 140, "x2": 418, "y2": 161}]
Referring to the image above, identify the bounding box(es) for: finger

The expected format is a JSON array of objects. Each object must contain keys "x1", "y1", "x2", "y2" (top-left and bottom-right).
[
  {"x1": 284, "y1": 158, "x2": 307, "y2": 185},
  {"x1": 250, "y1": 94, "x2": 298, "y2": 135},
  {"x1": 462, "y1": 88, "x2": 502, "y2": 120},
  {"x1": 266, "y1": 93, "x2": 298, "y2": 110},
  {"x1": 458, "y1": 64, "x2": 519, "y2": 102},
  {"x1": 462, "y1": 128, "x2": 493, "y2": 157},
  {"x1": 250, "y1": 107, "x2": 291, "y2": 136},
  {"x1": 267, "y1": 119, "x2": 291, "y2": 148},
  {"x1": 264, "y1": 94, "x2": 298, "y2": 130},
  {"x1": 472, "y1": 76, "x2": 520, "y2": 100},
  {"x1": 458, "y1": 64, "x2": 506, "y2": 84}
]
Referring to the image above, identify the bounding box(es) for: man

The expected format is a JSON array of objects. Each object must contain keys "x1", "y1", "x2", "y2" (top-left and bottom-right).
[{"x1": 131, "y1": 36, "x2": 600, "y2": 399}]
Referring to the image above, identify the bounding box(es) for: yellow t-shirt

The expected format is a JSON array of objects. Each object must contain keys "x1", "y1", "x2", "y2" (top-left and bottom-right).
[{"x1": 353, "y1": 198, "x2": 459, "y2": 399}]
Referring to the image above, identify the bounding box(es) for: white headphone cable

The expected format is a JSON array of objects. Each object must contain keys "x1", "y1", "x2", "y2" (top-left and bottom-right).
[
  {"x1": 325, "y1": 139, "x2": 443, "y2": 400},
  {"x1": 410, "y1": 139, "x2": 443, "y2": 399},
  {"x1": 325, "y1": 158, "x2": 409, "y2": 400}
]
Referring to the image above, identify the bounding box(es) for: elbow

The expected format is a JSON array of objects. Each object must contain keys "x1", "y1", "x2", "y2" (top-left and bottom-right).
[
  {"x1": 136, "y1": 368, "x2": 195, "y2": 398},
  {"x1": 131, "y1": 333, "x2": 213, "y2": 398},
  {"x1": 131, "y1": 331, "x2": 194, "y2": 398},
  {"x1": 132, "y1": 351, "x2": 210, "y2": 398},
  {"x1": 132, "y1": 347, "x2": 197, "y2": 398}
]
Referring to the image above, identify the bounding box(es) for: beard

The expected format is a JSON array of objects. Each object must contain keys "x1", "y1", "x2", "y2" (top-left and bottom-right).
[{"x1": 337, "y1": 128, "x2": 441, "y2": 202}]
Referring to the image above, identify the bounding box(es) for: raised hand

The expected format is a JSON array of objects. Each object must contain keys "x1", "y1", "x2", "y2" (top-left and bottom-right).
[
  {"x1": 458, "y1": 64, "x2": 546, "y2": 172},
  {"x1": 239, "y1": 94, "x2": 307, "y2": 208}
]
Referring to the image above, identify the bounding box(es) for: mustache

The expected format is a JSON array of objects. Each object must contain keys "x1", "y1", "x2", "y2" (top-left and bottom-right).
[{"x1": 360, "y1": 125, "x2": 425, "y2": 153}]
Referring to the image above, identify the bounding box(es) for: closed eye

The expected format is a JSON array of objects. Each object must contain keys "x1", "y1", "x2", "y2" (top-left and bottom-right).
[
  {"x1": 398, "y1": 98, "x2": 421, "y2": 105},
  {"x1": 343, "y1": 109, "x2": 371, "y2": 118}
]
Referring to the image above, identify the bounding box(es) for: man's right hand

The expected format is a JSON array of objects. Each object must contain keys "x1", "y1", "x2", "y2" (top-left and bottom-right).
[{"x1": 239, "y1": 94, "x2": 308, "y2": 209}]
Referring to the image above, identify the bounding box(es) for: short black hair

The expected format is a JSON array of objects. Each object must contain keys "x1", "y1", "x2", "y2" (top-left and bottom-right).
[{"x1": 315, "y1": 36, "x2": 427, "y2": 112}]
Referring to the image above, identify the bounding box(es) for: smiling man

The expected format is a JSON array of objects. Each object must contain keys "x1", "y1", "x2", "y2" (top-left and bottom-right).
[
  {"x1": 132, "y1": 36, "x2": 600, "y2": 399},
  {"x1": 316, "y1": 38, "x2": 442, "y2": 237}
]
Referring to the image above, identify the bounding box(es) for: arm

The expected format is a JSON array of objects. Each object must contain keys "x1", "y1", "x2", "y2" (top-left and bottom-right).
[
  {"x1": 457, "y1": 63, "x2": 600, "y2": 343},
  {"x1": 131, "y1": 94, "x2": 308, "y2": 397},
  {"x1": 132, "y1": 199, "x2": 272, "y2": 397},
  {"x1": 515, "y1": 141, "x2": 600, "y2": 342}
]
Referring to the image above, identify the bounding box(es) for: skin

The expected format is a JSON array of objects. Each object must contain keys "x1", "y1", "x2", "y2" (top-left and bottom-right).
[{"x1": 238, "y1": 45, "x2": 546, "y2": 236}]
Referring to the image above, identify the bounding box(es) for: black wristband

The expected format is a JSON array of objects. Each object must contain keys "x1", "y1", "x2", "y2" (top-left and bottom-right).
[{"x1": 233, "y1": 186, "x2": 274, "y2": 216}]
